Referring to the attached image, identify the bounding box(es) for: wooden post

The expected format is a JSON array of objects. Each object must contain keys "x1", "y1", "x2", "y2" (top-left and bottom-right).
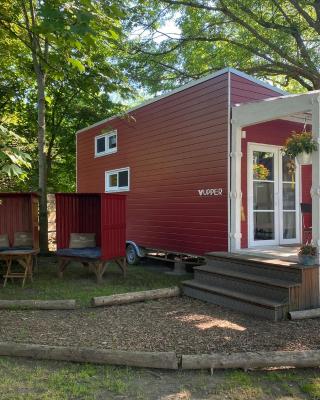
[
  {"x1": 312, "y1": 96, "x2": 320, "y2": 269},
  {"x1": 230, "y1": 123, "x2": 242, "y2": 251}
]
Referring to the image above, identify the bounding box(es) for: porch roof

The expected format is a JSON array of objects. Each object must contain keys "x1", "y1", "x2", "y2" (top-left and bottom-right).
[{"x1": 232, "y1": 90, "x2": 320, "y2": 127}]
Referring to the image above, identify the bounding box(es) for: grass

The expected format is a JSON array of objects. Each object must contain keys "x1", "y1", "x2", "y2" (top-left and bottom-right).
[
  {"x1": 1, "y1": 358, "x2": 320, "y2": 399},
  {"x1": 0, "y1": 357, "x2": 137, "y2": 400},
  {"x1": 0, "y1": 257, "x2": 188, "y2": 307}
]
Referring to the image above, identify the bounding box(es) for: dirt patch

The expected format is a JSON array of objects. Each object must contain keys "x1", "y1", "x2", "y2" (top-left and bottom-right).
[{"x1": 0, "y1": 297, "x2": 319, "y2": 354}]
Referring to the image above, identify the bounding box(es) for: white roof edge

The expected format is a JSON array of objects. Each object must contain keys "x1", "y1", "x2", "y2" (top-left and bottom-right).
[{"x1": 76, "y1": 67, "x2": 287, "y2": 134}]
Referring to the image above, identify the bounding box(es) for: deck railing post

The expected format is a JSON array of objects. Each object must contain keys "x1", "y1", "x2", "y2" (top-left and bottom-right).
[
  {"x1": 312, "y1": 95, "x2": 320, "y2": 265},
  {"x1": 230, "y1": 123, "x2": 242, "y2": 251}
]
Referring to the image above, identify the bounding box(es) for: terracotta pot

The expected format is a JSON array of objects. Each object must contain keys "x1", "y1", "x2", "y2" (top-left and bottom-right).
[
  {"x1": 296, "y1": 152, "x2": 312, "y2": 165},
  {"x1": 298, "y1": 254, "x2": 317, "y2": 266}
]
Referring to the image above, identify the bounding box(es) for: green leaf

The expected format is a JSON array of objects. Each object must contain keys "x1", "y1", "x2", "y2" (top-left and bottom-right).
[{"x1": 67, "y1": 58, "x2": 86, "y2": 73}]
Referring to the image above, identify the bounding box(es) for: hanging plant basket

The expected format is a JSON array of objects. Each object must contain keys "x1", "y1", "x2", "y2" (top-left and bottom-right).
[
  {"x1": 282, "y1": 131, "x2": 317, "y2": 163},
  {"x1": 296, "y1": 152, "x2": 312, "y2": 165},
  {"x1": 253, "y1": 163, "x2": 270, "y2": 180}
]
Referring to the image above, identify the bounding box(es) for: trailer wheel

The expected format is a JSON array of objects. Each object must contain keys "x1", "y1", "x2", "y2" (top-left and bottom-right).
[{"x1": 126, "y1": 244, "x2": 140, "y2": 265}]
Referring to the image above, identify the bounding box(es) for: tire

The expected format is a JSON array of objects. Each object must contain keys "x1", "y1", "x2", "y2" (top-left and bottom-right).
[{"x1": 126, "y1": 244, "x2": 140, "y2": 265}]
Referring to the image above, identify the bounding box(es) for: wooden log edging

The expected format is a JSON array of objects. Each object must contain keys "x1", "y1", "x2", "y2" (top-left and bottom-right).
[
  {"x1": 0, "y1": 300, "x2": 76, "y2": 310},
  {"x1": 181, "y1": 350, "x2": 320, "y2": 370},
  {"x1": 1, "y1": 342, "x2": 320, "y2": 371},
  {"x1": 289, "y1": 308, "x2": 320, "y2": 320},
  {"x1": 0, "y1": 342, "x2": 179, "y2": 370},
  {"x1": 91, "y1": 286, "x2": 180, "y2": 307}
]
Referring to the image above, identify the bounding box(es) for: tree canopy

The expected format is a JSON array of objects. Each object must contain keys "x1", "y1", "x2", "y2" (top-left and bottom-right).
[{"x1": 123, "y1": 0, "x2": 320, "y2": 92}]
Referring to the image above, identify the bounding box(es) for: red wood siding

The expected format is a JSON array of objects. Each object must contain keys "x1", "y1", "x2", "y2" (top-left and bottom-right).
[
  {"x1": 77, "y1": 73, "x2": 230, "y2": 255},
  {"x1": 230, "y1": 74, "x2": 283, "y2": 106},
  {"x1": 55, "y1": 193, "x2": 126, "y2": 261},
  {"x1": 0, "y1": 193, "x2": 39, "y2": 248},
  {"x1": 240, "y1": 120, "x2": 310, "y2": 248},
  {"x1": 55, "y1": 193, "x2": 102, "y2": 249}
]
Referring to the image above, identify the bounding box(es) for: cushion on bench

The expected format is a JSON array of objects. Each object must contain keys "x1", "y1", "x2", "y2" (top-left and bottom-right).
[
  {"x1": 13, "y1": 232, "x2": 33, "y2": 249},
  {"x1": 56, "y1": 247, "x2": 101, "y2": 259},
  {"x1": 0, "y1": 234, "x2": 9, "y2": 251},
  {"x1": 69, "y1": 233, "x2": 96, "y2": 249}
]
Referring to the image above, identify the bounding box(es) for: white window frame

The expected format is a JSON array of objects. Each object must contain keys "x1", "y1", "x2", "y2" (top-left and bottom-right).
[
  {"x1": 105, "y1": 167, "x2": 130, "y2": 192},
  {"x1": 95, "y1": 130, "x2": 117, "y2": 157}
]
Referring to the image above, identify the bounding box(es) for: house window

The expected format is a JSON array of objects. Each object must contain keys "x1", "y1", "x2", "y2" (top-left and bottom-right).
[
  {"x1": 105, "y1": 167, "x2": 130, "y2": 192},
  {"x1": 95, "y1": 130, "x2": 117, "y2": 157}
]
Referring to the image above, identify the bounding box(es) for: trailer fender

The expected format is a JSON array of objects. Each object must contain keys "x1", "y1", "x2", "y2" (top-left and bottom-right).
[{"x1": 126, "y1": 241, "x2": 145, "y2": 258}]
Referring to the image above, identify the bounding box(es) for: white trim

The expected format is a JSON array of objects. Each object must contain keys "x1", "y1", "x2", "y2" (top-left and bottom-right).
[
  {"x1": 227, "y1": 71, "x2": 231, "y2": 252},
  {"x1": 105, "y1": 167, "x2": 130, "y2": 192},
  {"x1": 232, "y1": 91, "x2": 320, "y2": 127},
  {"x1": 77, "y1": 67, "x2": 286, "y2": 135},
  {"x1": 230, "y1": 123, "x2": 242, "y2": 251},
  {"x1": 311, "y1": 96, "x2": 320, "y2": 263},
  {"x1": 95, "y1": 130, "x2": 117, "y2": 157}
]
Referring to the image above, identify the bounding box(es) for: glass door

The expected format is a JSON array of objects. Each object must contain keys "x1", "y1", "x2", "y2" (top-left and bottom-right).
[
  {"x1": 249, "y1": 145, "x2": 279, "y2": 246},
  {"x1": 280, "y1": 155, "x2": 299, "y2": 244},
  {"x1": 248, "y1": 144, "x2": 300, "y2": 247}
]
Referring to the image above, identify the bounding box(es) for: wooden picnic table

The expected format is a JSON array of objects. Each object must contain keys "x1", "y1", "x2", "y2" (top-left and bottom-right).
[{"x1": 0, "y1": 249, "x2": 39, "y2": 288}]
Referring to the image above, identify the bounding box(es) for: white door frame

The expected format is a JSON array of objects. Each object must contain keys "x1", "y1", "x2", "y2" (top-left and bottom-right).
[{"x1": 247, "y1": 143, "x2": 300, "y2": 247}]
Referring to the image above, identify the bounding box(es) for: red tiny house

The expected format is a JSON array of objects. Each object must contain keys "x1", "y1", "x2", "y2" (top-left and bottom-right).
[
  {"x1": 77, "y1": 71, "x2": 231, "y2": 255},
  {"x1": 0, "y1": 193, "x2": 39, "y2": 249},
  {"x1": 76, "y1": 68, "x2": 310, "y2": 257}
]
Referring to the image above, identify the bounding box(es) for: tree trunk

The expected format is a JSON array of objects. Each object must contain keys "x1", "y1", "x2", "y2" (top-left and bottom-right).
[{"x1": 36, "y1": 70, "x2": 48, "y2": 253}]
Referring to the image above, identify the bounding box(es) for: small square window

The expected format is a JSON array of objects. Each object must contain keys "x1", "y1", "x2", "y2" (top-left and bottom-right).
[
  {"x1": 105, "y1": 168, "x2": 130, "y2": 192},
  {"x1": 109, "y1": 134, "x2": 117, "y2": 149},
  {"x1": 96, "y1": 137, "x2": 106, "y2": 154},
  {"x1": 95, "y1": 130, "x2": 117, "y2": 157},
  {"x1": 118, "y1": 171, "x2": 128, "y2": 187},
  {"x1": 109, "y1": 173, "x2": 118, "y2": 187}
]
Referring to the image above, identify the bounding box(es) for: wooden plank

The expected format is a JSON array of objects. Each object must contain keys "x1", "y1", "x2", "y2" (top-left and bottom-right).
[
  {"x1": 0, "y1": 342, "x2": 179, "y2": 370},
  {"x1": 182, "y1": 350, "x2": 320, "y2": 370}
]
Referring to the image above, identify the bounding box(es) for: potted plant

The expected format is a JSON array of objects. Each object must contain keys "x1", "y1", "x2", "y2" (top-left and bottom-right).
[
  {"x1": 298, "y1": 243, "x2": 317, "y2": 266},
  {"x1": 253, "y1": 163, "x2": 270, "y2": 180},
  {"x1": 282, "y1": 132, "x2": 317, "y2": 165}
]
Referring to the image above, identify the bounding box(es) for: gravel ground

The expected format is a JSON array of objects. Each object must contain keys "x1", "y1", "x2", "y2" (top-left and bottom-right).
[{"x1": 0, "y1": 296, "x2": 319, "y2": 354}]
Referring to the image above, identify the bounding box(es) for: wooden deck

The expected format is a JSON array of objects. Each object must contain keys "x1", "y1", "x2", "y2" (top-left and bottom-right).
[{"x1": 183, "y1": 250, "x2": 320, "y2": 321}]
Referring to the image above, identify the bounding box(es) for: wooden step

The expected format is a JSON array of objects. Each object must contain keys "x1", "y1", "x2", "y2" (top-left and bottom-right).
[
  {"x1": 195, "y1": 265, "x2": 300, "y2": 288},
  {"x1": 205, "y1": 252, "x2": 302, "y2": 283},
  {"x1": 183, "y1": 280, "x2": 289, "y2": 321},
  {"x1": 194, "y1": 267, "x2": 299, "y2": 302}
]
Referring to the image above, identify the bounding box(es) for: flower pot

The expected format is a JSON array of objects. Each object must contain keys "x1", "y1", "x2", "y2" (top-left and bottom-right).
[
  {"x1": 296, "y1": 152, "x2": 312, "y2": 165},
  {"x1": 298, "y1": 254, "x2": 317, "y2": 266}
]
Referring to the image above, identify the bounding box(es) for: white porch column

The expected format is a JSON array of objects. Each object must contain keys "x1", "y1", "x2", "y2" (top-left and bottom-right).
[
  {"x1": 230, "y1": 123, "x2": 242, "y2": 251},
  {"x1": 311, "y1": 95, "x2": 320, "y2": 264}
]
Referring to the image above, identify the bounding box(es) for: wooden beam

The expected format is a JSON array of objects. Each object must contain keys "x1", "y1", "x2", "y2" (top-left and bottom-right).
[
  {"x1": 289, "y1": 308, "x2": 320, "y2": 320},
  {"x1": 91, "y1": 287, "x2": 180, "y2": 307},
  {"x1": 232, "y1": 92, "x2": 315, "y2": 127},
  {"x1": 182, "y1": 350, "x2": 320, "y2": 370},
  {"x1": 0, "y1": 300, "x2": 76, "y2": 310},
  {"x1": 0, "y1": 342, "x2": 179, "y2": 369}
]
